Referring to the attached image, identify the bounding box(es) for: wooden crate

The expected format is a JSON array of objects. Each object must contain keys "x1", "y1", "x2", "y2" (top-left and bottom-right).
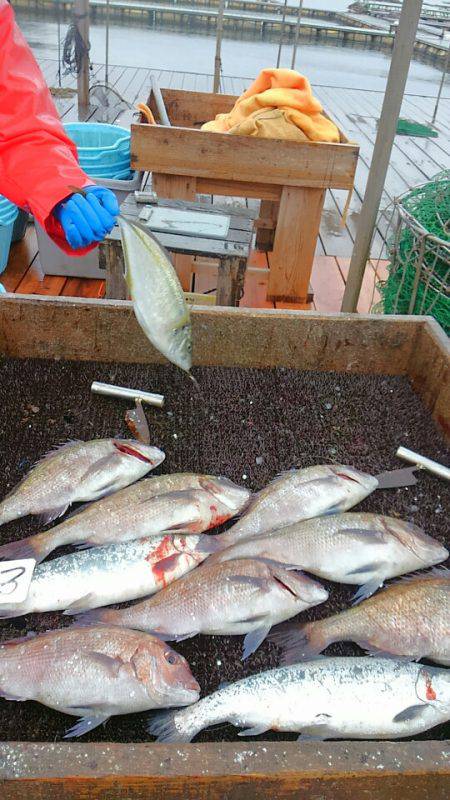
[
  {"x1": 131, "y1": 88, "x2": 359, "y2": 304},
  {"x1": 0, "y1": 296, "x2": 449, "y2": 799}
]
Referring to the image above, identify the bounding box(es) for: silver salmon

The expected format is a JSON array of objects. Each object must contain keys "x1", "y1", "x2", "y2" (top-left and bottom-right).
[
  {"x1": 219, "y1": 465, "x2": 378, "y2": 546},
  {"x1": 119, "y1": 217, "x2": 193, "y2": 376},
  {"x1": 211, "y1": 513, "x2": 448, "y2": 601},
  {"x1": 77, "y1": 558, "x2": 328, "y2": 660},
  {"x1": 0, "y1": 626, "x2": 199, "y2": 738},
  {"x1": 148, "y1": 657, "x2": 450, "y2": 742},
  {"x1": 0, "y1": 534, "x2": 218, "y2": 618},
  {"x1": 271, "y1": 569, "x2": 450, "y2": 666},
  {"x1": 0, "y1": 438, "x2": 165, "y2": 527},
  {"x1": 0, "y1": 474, "x2": 250, "y2": 564}
]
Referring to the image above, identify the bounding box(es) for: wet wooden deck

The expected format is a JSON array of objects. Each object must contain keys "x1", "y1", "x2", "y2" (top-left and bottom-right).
[{"x1": 3, "y1": 224, "x2": 387, "y2": 313}]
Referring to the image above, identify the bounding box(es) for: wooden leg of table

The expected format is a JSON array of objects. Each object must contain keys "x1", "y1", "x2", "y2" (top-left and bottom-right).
[
  {"x1": 216, "y1": 257, "x2": 247, "y2": 307},
  {"x1": 99, "y1": 240, "x2": 127, "y2": 300},
  {"x1": 255, "y1": 199, "x2": 279, "y2": 252},
  {"x1": 267, "y1": 187, "x2": 325, "y2": 304},
  {"x1": 152, "y1": 173, "x2": 197, "y2": 292}
]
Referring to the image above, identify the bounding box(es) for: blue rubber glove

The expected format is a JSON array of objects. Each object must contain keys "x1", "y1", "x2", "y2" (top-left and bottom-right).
[
  {"x1": 0, "y1": 283, "x2": 6, "y2": 294},
  {"x1": 53, "y1": 186, "x2": 120, "y2": 250}
]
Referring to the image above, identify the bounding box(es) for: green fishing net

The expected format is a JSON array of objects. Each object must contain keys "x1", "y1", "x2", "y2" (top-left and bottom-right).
[{"x1": 376, "y1": 171, "x2": 450, "y2": 334}]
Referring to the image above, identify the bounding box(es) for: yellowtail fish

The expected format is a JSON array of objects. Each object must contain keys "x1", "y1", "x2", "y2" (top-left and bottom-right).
[
  {"x1": 148, "y1": 658, "x2": 450, "y2": 742},
  {"x1": 0, "y1": 438, "x2": 164, "y2": 527},
  {"x1": 118, "y1": 216, "x2": 193, "y2": 378},
  {"x1": 0, "y1": 626, "x2": 199, "y2": 738},
  {"x1": 270, "y1": 569, "x2": 450, "y2": 666}
]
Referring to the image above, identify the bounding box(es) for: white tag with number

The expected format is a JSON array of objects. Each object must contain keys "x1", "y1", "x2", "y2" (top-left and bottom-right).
[{"x1": 0, "y1": 559, "x2": 36, "y2": 604}]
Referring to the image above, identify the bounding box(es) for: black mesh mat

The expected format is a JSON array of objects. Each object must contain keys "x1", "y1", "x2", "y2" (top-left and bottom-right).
[{"x1": 0, "y1": 356, "x2": 448, "y2": 743}]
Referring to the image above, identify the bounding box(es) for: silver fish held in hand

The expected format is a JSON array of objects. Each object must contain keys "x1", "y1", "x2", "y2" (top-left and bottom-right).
[
  {"x1": 148, "y1": 657, "x2": 450, "y2": 742},
  {"x1": 0, "y1": 438, "x2": 165, "y2": 527},
  {"x1": 0, "y1": 626, "x2": 200, "y2": 738},
  {"x1": 119, "y1": 216, "x2": 194, "y2": 378}
]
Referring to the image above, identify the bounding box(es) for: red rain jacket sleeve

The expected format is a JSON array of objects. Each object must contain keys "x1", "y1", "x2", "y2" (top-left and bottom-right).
[{"x1": 0, "y1": 0, "x2": 95, "y2": 254}]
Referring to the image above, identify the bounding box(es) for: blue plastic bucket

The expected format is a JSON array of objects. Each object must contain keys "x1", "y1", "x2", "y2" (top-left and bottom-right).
[
  {"x1": 0, "y1": 195, "x2": 19, "y2": 273},
  {"x1": 64, "y1": 123, "x2": 131, "y2": 167}
]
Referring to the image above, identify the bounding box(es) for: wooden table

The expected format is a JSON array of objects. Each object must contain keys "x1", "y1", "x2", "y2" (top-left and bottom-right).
[
  {"x1": 131, "y1": 88, "x2": 359, "y2": 304},
  {"x1": 98, "y1": 193, "x2": 254, "y2": 306}
]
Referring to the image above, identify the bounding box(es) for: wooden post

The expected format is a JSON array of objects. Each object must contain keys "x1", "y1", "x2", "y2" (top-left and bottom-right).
[
  {"x1": 276, "y1": 0, "x2": 288, "y2": 68},
  {"x1": 291, "y1": 0, "x2": 304, "y2": 70},
  {"x1": 341, "y1": 0, "x2": 423, "y2": 312},
  {"x1": 74, "y1": 0, "x2": 90, "y2": 113},
  {"x1": 151, "y1": 174, "x2": 198, "y2": 291},
  {"x1": 268, "y1": 186, "x2": 325, "y2": 303},
  {"x1": 431, "y1": 44, "x2": 450, "y2": 125},
  {"x1": 98, "y1": 239, "x2": 127, "y2": 300},
  {"x1": 213, "y1": 0, "x2": 225, "y2": 93},
  {"x1": 255, "y1": 199, "x2": 279, "y2": 252},
  {"x1": 216, "y1": 256, "x2": 247, "y2": 306}
]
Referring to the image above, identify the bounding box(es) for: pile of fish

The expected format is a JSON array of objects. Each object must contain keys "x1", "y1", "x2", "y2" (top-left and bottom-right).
[{"x1": 0, "y1": 437, "x2": 448, "y2": 741}]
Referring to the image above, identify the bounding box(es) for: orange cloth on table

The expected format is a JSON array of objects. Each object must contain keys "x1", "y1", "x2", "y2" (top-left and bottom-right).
[{"x1": 201, "y1": 68, "x2": 340, "y2": 143}]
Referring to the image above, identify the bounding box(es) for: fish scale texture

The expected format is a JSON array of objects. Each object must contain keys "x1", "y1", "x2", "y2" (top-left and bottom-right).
[{"x1": 0, "y1": 356, "x2": 448, "y2": 743}]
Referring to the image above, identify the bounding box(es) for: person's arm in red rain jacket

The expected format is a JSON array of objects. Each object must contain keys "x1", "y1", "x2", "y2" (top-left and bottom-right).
[{"x1": 0, "y1": 0, "x2": 97, "y2": 254}]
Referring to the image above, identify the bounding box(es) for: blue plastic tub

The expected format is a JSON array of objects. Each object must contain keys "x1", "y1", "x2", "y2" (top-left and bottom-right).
[
  {"x1": 0, "y1": 195, "x2": 19, "y2": 273},
  {"x1": 0, "y1": 220, "x2": 16, "y2": 274},
  {"x1": 64, "y1": 123, "x2": 131, "y2": 166},
  {"x1": 80, "y1": 160, "x2": 132, "y2": 178}
]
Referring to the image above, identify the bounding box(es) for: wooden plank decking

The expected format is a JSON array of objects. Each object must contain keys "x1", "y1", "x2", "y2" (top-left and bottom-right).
[{"x1": 2, "y1": 224, "x2": 387, "y2": 313}]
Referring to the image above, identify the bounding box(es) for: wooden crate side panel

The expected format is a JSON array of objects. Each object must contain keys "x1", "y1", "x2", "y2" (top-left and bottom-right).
[
  {"x1": 156, "y1": 89, "x2": 349, "y2": 142},
  {"x1": 160, "y1": 88, "x2": 237, "y2": 128},
  {"x1": 409, "y1": 319, "x2": 450, "y2": 438},
  {"x1": 130, "y1": 124, "x2": 359, "y2": 190},
  {"x1": 0, "y1": 297, "x2": 419, "y2": 377},
  {"x1": 1, "y1": 742, "x2": 449, "y2": 799}
]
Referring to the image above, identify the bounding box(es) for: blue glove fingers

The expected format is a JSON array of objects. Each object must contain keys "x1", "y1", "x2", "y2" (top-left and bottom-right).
[
  {"x1": 84, "y1": 191, "x2": 117, "y2": 233},
  {"x1": 61, "y1": 202, "x2": 95, "y2": 248},
  {"x1": 63, "y1": 221, "x2": 84, "y2": 250},
  {"x1": 71, "y1": 193, "x2": 107, "y2": 240},
  {"x1": 85, "y1": 186, "x2": 119, "y2": 216}
]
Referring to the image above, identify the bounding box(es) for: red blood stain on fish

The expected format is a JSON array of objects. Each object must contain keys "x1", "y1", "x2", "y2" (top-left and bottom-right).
[
  {"x1": 424, "y1": 672, "x2": 437, "y2": 701},
  {"x1": 114, "y1": 442, "x2": 152, "y2": 463},
  {"x1": 145, "y1": 537, "x2": 181, "y2": 589},
  {"x1": 209, "y1": 505, "x2": 231, "y2": 528}
]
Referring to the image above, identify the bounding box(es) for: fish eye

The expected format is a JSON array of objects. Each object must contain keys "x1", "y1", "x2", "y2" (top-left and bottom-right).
[{"x1": 164, "y1": 651, "x2": 178, "y2": 665}]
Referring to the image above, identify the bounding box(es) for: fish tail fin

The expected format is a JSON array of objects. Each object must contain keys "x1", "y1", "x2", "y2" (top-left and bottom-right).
[
  {"x1": 268, "y1": 621, "x2": 328, "y2": 665},
  {"x1": 0, "y1": 532, "x2": 49, "y2": 564},
  {"x1": 147, "y1": 706, "x2": 201, "y2": 743},
  {"x1": 68, "y1": 607, "x2": 118, "y2": 625}
]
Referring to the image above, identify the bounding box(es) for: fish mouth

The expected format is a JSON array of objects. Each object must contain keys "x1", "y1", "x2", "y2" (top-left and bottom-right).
[
  {"x1": 334, "y1": 470, "x2": 361, "y2": 485},
  {"x1": 113, "y1": 441, "x2": 155, "y2": 464}
]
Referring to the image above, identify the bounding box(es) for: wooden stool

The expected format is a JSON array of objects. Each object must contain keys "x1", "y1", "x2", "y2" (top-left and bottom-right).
[{"x1": 99, "y1": 194, "x2": 253, "y2": 306}]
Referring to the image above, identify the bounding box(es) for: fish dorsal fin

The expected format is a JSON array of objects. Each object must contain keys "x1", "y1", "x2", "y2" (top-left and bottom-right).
[{"x1": 392, "y1": 566, "x2": 450, "y2": 587}]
